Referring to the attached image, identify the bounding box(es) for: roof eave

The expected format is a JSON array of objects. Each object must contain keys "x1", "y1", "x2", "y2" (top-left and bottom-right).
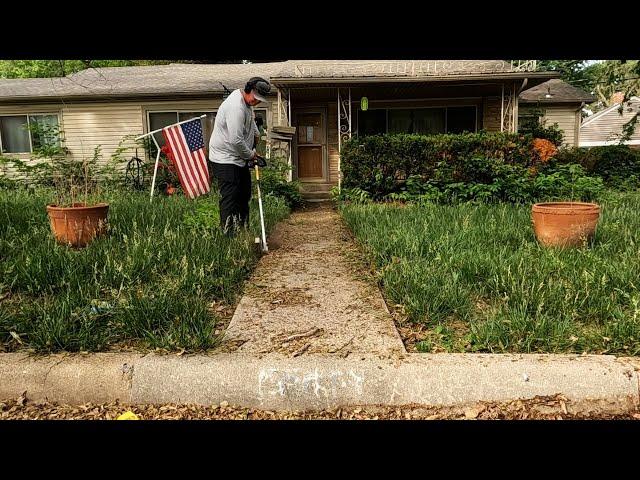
[
  {"x1": 270, "y1": 72, "x2": 560, "y2": 86},
  {"x1": 520, "y1": 97, "x2": 596, "y2": 104},
  {"x1": 0, "y1": 90, "x2": 277, "y2": 103}
]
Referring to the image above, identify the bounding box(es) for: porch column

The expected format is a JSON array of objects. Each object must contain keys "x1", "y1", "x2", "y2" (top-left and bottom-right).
[
  {"x1": 337, "y1": 88, "x2": 352, "y2": 193},
  {"x1": 287, "y1": 88, "x2": 292, "y2": 182}
]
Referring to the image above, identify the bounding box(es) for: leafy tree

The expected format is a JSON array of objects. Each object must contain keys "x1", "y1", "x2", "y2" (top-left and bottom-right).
[
  {"x1": 0, "y1": 60, "x2": 175, "y2": 78},
  {"x1": 537, "y1": 60, "x2": 590, "y2": 87}
]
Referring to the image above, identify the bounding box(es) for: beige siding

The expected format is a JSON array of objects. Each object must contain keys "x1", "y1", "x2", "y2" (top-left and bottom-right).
[
  {"x1": 542, "y1": 106, "x2": 579, "y2": 146},
  {"x1": 580, "y1": 98, "x2": 640, "y2": 146},
  {"x1": 482, "y1": 97, "x2": 501, "y2": 132},
  {"x1": 62, "y1": 102, "x2": 144, "y2": 166},
  {"x1": 1, "y1": 96, "x2": 277, "y2": 180}
]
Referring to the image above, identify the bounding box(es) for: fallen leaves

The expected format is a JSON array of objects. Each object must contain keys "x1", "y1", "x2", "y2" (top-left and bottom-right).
[{"x1": 1, "y1": 393, "x2": 639, "y2": 420}]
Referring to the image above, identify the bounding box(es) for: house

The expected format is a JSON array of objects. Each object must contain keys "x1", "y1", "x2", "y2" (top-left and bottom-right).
[
  {"x1": 0, "y1": 60, "x2": 558, "y2": 200},
  {"x1": 518, "y1": 78, "x2": 596, "y2": 147},
  {"x1": 579, "y1": 96, "x2": 640, "y2": 148}
]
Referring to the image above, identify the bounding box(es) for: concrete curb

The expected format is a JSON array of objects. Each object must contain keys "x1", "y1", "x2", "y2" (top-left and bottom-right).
[{"x1": 1, "y1": 352, "x2": 638, "y2": 414}]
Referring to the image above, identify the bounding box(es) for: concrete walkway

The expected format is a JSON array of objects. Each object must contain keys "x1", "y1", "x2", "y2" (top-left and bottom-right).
[{"x1": 222, "y1": 204, "x2": 405, "y2": 358}]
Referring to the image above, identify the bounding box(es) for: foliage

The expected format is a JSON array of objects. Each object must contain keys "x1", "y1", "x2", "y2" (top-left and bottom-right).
[
  {"x1": 341, "y1": 191, "x2": 640, "y2": 355},
  {"x1": 0, "y1": 188, "x2": 290, "y2": 353},
  {"x1": 553, "y1": 145, "x2": 640, "y2": 188},
  {"x1": 0, "y1": 60, "x2": 173, "y2": 79},
  {"x1": 256, "y1": 157, "x2": 303, "y2": 208},
  {"x1": 339, "y1": 131, "x2": 606, "y2": 204},
  {"x1": 520, "y1": 120, "x2": 564, "y2": 147}
]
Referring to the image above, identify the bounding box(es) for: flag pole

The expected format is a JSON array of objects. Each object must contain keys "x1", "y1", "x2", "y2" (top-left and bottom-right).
[
  {"x1": 149, "y1": 135, "x2": 162, "y2": 203},
  {"x1": 134, "y1": 115, "x2": 209, "y2": 203}
]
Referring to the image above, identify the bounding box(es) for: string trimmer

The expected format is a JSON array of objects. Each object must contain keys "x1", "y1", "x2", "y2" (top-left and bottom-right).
[{"x1": 248, "y1": 154, "x2": 268, "y2": 253}]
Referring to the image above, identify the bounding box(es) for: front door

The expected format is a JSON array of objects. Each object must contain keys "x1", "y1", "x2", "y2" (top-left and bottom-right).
[{"x1": 296, "y1": 111, "x2": 325, "y2": 180}]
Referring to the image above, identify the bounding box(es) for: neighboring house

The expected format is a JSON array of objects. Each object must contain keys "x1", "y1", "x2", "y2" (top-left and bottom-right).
[
  {"x1": 518, "y1": 78, "x2": 596, "y2": 147},
  {"x1": 579, "y1": 97, "x2": 640, "y2": 148},
  {"x1": 0, "y1": 60, "x2": 557, "y2": 200}
]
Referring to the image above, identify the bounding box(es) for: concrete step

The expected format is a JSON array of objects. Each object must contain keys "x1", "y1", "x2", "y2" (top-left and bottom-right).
[
  {"x1": 299, "y1": 183, "x2": 335, "y2": 193},
  {"x1": 301, "y1": 191, "x2": 332, "y2": 201}
]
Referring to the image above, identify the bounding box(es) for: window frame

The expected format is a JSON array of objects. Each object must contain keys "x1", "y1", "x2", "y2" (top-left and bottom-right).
[
  {"x1": 356, "y1": 104, "x2": 478, "y2": 136},
  {"x1": 0, "y1": 112, "x2": 62, "y2": 154}
]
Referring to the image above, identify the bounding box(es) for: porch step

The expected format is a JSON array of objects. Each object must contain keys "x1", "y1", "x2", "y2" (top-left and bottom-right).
[
  {"x1": 299, "y1": 182, "x2": 335, "y2": 193},
  {"x1": 301, "y1": 191, "x2": 332, "y2": 201}
]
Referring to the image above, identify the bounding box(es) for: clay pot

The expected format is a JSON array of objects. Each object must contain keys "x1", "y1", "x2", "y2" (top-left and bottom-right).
[
  {"x1": 531, "y1": 202, "x2": 600, "y2": 248},
  {"x1": 46, "y1": 203, "x2": 109, "y2": 248}
]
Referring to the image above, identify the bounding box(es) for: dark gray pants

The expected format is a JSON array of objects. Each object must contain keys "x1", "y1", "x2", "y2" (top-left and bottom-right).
[{"x1": 211, "y1": 162, "x2": 252, "y2": 234}]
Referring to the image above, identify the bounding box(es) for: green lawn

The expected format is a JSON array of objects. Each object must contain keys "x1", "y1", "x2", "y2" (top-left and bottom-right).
[
  {"x1": 0, "y1": 188, "x2": 289, "y2": 353},
  {"x1": 340, "y1": 192, "x2": 640, "y2": 355}
]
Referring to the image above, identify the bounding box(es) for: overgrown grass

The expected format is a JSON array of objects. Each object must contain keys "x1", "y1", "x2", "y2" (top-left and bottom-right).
[
  {"x1": 340, "y1": 191, "x2": 640, "y2": 355},
  {"x1": 0, "y1": 188, "x2": 289, "y2": 353}
]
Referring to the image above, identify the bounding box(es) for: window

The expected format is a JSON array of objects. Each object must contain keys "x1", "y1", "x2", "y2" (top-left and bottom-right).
[
  {"x1": 148, "y1": 111, "x2": 215, "y2": 148},
  {"x1": 0, "y1": 114, "x2": 59, "y2": 154},
  {"x1": 388, "y1": 108, "x2": 446, "y2": 135},
  {"x1": 357, "y1": 106, "x2": 477, "y2": 136},
  {"x1": 519, "y1": 114, "x2": 541, "y2": 131},
  {"x1": 446, "y1": 107, "x2": 477, "y2": 134},
  {"x1": 254, "y1": 109, "x2": 268, "y2": 132},
  {"x1": 358, "y1": 110, "x2": 387, "y2": 136},
  {"x1": 252, "y1": 109, "x2": 268, "y2": 156}
]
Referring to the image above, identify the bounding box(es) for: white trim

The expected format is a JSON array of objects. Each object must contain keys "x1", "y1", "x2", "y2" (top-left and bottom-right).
[
  {"x1": 367, "y1": 96, "x2": 483, "y2": 103},
  {"x1": 580, "y1": 139, "x2": 640, "y2": 147}
]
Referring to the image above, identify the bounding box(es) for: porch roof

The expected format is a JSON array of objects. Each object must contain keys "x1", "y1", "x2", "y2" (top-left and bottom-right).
[
  {"x1": 285, "y1": 77, "x2": 558, "y2": 102},
  {"x1": 270, "y1": 60, "x2": 558, "y2": 86}
]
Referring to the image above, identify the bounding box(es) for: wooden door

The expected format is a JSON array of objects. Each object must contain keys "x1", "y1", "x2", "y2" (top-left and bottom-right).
[{"x1": 296, "y1": 112, "x2": 324, "y2": 179}]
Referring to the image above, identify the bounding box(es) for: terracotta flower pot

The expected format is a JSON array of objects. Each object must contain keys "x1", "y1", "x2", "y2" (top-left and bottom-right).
[
  {"x1": 46, "y1": 203, "x2": 109, "y2": 248},
  {"x1": 531, "y1": 202, "x2": 600, "y2": 248}
]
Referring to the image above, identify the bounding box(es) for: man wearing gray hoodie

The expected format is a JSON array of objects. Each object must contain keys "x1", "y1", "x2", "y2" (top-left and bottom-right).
[{"x1": 209, "y1": 77, "x2": 271, "y2": 233}]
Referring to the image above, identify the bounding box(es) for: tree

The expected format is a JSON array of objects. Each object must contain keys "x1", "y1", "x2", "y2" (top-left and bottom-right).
[
  {"x1": 0, "y1": 60, "x2": 174, "y2": 79},
  {"x1": 537, "y1": 60, "x2": 590, "y2": 87}
]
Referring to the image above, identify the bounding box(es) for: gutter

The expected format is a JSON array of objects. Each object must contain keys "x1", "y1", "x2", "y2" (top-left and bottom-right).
[
  {"x1": 0, "y1": 92, "x2": 279, "y2": 104},
  {"x1": 270, "y1": 72, "x2": 560, "y2": 87}
]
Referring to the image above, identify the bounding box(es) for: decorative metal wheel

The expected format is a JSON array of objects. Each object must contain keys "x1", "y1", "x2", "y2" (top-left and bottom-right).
[{"x1": 125, "y1": 156, "x2": 145, "y2": 190}]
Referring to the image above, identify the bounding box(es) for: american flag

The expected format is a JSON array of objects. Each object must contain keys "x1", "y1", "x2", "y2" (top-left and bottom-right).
[{"x1": 162, "y1": 118, "x2": 210, "y2": 198}]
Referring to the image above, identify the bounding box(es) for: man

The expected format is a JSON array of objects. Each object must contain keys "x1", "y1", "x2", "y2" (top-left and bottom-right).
[{"x1": 209, "y1": 77, "x2": 271, "y2": 233}]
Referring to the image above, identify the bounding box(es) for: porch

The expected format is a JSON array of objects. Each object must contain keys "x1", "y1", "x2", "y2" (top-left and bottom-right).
[{"x1": 268, "y1": 71, "x2": 552, "y2": 200}]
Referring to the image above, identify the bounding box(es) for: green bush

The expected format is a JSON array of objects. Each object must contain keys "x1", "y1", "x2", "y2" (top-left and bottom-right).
[
  {"x1": 519, "y1": 122, "x2": 564, "y2": 146},
  {"x1": 341, "y1": 132, "x2": 536, "y2": 200},
  {"x1": 257, "y1": 158, "x2": 303, "y2": 208},
  {"x1": 340, "y1": 132, "x2": 616, "y2": 204},
  {"x1": 553, "y1": 145, "x2": 640, "y2": 188}
]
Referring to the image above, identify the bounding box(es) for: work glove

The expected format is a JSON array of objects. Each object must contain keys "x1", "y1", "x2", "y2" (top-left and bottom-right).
[{"x1": 247, "y1": 155, "x2": 267, "y2": 169}]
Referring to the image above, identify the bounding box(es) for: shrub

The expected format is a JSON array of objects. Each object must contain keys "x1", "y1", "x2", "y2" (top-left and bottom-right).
[
  {"x1": 553, "y1": 145, "x2": 640, "y2": 188},
  {"x1": 339, "y1": 131, "x2": 614, "y2": 204},
  {"x1": 520, "y1": 121, "x2": 564, "y2": 146},
  {"x1": 256, "y1": 157, "x2": 303, "y2": 208},
  {"x1": 341, "y1": 131, "x2": 536, "y2": 200}
]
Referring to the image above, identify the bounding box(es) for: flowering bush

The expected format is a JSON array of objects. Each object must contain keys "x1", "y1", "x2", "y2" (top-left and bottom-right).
[{"x1": 532, "y1": 138, "x2": 558, "y2": 163}]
